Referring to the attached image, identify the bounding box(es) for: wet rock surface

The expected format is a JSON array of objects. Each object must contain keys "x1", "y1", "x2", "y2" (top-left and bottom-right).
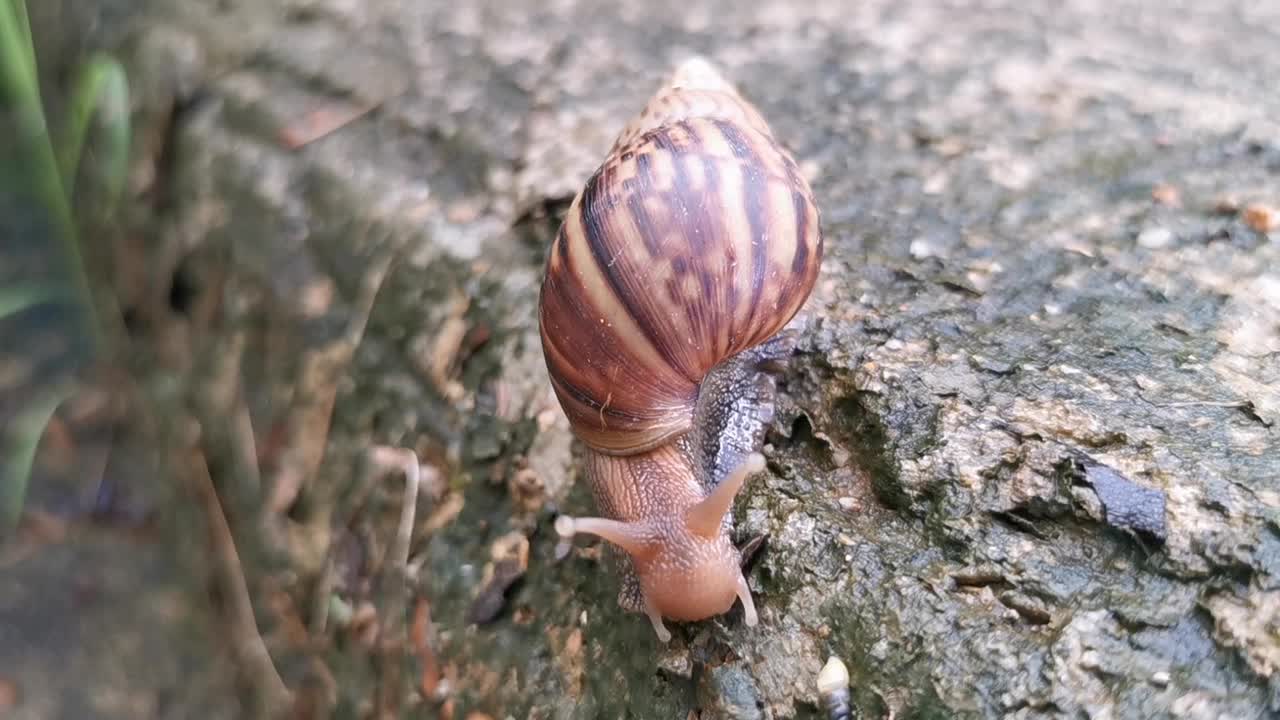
[{"x1": 12, "y1": 0, "x2": 1280, "y2": 717}]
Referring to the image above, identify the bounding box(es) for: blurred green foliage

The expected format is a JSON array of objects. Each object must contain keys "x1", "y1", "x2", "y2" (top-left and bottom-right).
[{"x1": 1, "y1": 0, "x2": 130, "y2": 534}]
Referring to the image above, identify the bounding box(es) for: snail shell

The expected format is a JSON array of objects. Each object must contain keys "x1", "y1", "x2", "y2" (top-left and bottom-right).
[
  {"x1": 539, "y1": 58, "x2": 822, "y2": 456},
  {"x1": 539, "y1": 58, "x2": 822, "y2": 640}
]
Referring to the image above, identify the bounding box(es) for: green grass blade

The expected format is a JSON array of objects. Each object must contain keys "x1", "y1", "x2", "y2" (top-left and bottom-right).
[
  {"x1": 0, "y1": 0, "x2": 107, "y2": 353},
  {"x1": 1, "y1": 383, "x2": 73, "y2": 536},
  {"x1": 9, "y1": 0, "x2": 33, "y2": 64},
  {"x1": 59, "y1": 54, "x2": 131, "y2": 208},
  {"x1": 0, "y1": 283, "x2": 71, "y2": 318},
  {"x1": 0, "y1": 0, "x2": 37, "y2": 98}
]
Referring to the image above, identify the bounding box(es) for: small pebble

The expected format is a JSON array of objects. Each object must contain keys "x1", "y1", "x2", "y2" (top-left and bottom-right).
[
  {"x1": 800, "y1": 159, "x2": 822, "y2": 183},
  {"x1": 1137, "y1": 227, "x2": 1175, "y2": 249},
  {"x1": 1151, "y1": 670, "x2": 1171, "y2": 686},
  {"x1": 974, "y1": 356, "x2": 1015, "y2": 375},
  {"x1": 536, "y1": 408, "x2": 560, "y2": 432},
  {"x1": 1133, "y1": 374, "x2": 1161, "y2": 392},
  {"x1": 1212, "y1": 196, "x2": 1240, "y2": 215},
  {"x1": 328, "y1": 595, "x2": 354, "y2": 627},
  {"x1": 909, "y1": 237, "x2": 941, "y2": 259}
]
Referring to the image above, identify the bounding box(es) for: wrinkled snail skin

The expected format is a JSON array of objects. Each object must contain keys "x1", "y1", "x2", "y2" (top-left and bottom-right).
[{"x1": 539, "y1": 58, "x2": 822, "y2": 642}]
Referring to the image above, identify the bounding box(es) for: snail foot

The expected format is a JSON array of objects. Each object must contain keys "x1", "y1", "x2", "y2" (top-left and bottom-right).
[{"x1": 644, "y1": 596, "x2": 673, "y2": 643}]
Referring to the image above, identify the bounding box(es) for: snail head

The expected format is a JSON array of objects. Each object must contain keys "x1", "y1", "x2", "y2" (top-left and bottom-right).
[{"x1": 555, "y1": 453, "x2": 764, "y2": 641}]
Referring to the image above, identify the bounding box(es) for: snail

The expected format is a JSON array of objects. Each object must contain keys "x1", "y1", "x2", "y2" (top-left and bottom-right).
[
  {"x1": 539, "y1": 57, "x2": 822, "y2": 642},
  {"x1": 816, "y1": 656, "x2": 852, "y2": 720}
]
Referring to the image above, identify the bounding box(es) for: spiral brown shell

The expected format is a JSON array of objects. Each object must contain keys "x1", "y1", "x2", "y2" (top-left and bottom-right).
[{"x1": 538, "y1": 59, "x2": 822, "y2": 455}]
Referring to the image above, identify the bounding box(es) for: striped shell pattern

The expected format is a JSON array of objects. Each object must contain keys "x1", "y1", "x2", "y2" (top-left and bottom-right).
[{"x1": 539, "y1": 59, "x2": 823, "y2": 456}]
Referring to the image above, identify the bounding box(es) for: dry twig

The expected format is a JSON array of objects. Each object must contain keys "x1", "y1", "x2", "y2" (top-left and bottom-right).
[
  {"x1": 367, "y1": 445, "x2": 422, "y2": 719},
  {"x1": 188, "y1": 446, "x2": 292, "y2": 717},
  {"x1": 264, "y1": 251, "x2": 395, "y2": 520}
]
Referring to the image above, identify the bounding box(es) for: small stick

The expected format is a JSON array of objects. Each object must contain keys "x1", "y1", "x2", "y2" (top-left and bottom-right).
[
  {"x1": 309, "y1": 556, "x2": 335, "y2": 637},
  {"x1": 368, "y1": 446, "x2": 421, "y2": 720},
  {"x1": 265, "y1": 251, "x2": 395, "y2": 518},
  {"x1": 308, "y1": 443, "x2": 389, "y2": 637},
  {"x1": 378, "y1": 446, "x2": 420, "y2": 588},
  {"x1": 188, "y1": 448, "x2": 292, "y2": 717}
]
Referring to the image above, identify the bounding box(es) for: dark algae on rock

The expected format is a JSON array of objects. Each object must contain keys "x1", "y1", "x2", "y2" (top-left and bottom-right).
[{"x1": 1073, "y1": 457, "x2": 1168, "y2": 542}]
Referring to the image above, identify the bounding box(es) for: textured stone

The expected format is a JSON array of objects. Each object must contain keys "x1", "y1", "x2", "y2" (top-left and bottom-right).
[{"x1": 11, "y1": 0, "x2": 1280, "y2": 718}]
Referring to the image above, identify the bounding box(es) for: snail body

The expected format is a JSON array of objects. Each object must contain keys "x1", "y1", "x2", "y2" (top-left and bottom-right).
[{"x1": 539, "y1": 58, "x2": 822, "y2": 641}]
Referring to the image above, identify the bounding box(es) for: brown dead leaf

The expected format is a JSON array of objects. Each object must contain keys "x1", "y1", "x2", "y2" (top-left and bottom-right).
[
  {"x1": 431, "y1": 317, "x2": 468, "y2": 389},
  {"x1": 279, "y1": 101, "x2": 377, "y2": 149},
  {"x1": 298, "y1": 277, "x2": 336, "y2": 319},
  {"x1": 255, "y1": 419, "x2": 290, "y2": 468},
  {"x1": 546, "y1": 625, "x2": 585, "y2": 699},
  {"x1": 446, "y1": 199, "x2": 484, "y2": 224},
  {"x1": 1243, "y1": 203, "x2": 1279, "y2": 233},
  {"x1": 349, "y1": 601, "x2": 380, "y2": 649},
  {"x1": 467, "y1": 532, "x2": 530, "y2": 625},
  {"x1": 35, "y1": 415, "x2": 75, "y2": 475},
  {"x1": 565, "y1": 627, "x2": 583, "y2": 669},
  {"x1": 422, "y1": 491, "x2": 464, "y2": 533},
  {"x1": 490, "y1": 531, "x2": 529, "y2": 566},
  {"x1": 574, "y1": 543, "x2": 603, "y2": 561},
  {"x1": 265, "y1": 586, "x2": 313, "y2": 649},
  {"x1": 64, "y1": 384, "x2": 117, "y2": 426},
  {"x1": 1202, "y1": 584, "x2": 1280, "y2": 680},
  {"x1": 21, "y1": 510, "x2": 69, "y2": 544},
  {"x1": 508, "y1": 467, "x2": 546, "y2": 514},
  {"x1": 462, "y1": 324, "x2": 491, "y2": 358},
  {"x1": 0, "y1": 510, "x2": 71, "y2": 568},
  {"x1": 491, "y1": 380, "x2": 514, "y2": 422},
  {"x1": 0, "y1": 676, "x2": 18, "y2": 710},
  {"x1": 291, "y1": 658, "x2": 338, "y2": 720},
  {"x1": 411, "y1": 596, "x2": 442, "y2": 699},
  {"x1": 415, "y1": 293, "x2": 470, "y2": 400},
  {"x1": 460, "y1": 664, "x2": 502, "y2": 702},
  {"x1": 1151, "y1": 183, "x2": 1181, "y2": 207}
]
